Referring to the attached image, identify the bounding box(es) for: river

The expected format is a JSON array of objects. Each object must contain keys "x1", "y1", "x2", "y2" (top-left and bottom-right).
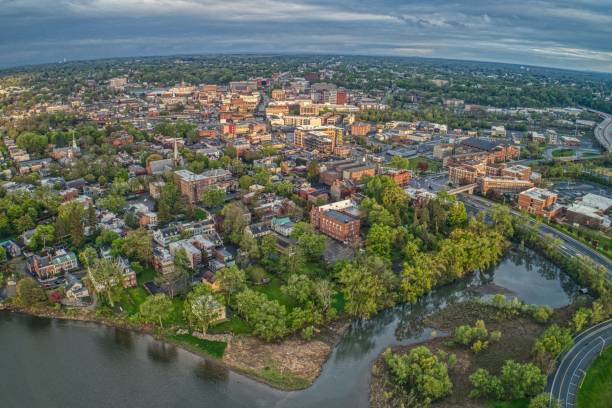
[{"x1": 0, "y1": 248, "x2": 579, "y2": 408}]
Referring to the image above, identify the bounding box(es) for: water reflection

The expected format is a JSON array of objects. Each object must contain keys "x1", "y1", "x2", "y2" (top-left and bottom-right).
[
  {"x1": 147, "y1": 341, "x2": 178, "y2": 364},
  {"x1": 113, "y1": 328, "x2": 135, "y2": 350},
  {"x1": 24, "y1": 314, "x2": 52, "y2": 332},
  {"x1": 194, "y1": 359, "x2": 230, "y2": 384}
]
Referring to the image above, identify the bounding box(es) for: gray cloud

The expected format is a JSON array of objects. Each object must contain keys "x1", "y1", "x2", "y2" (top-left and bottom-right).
[{"x1": 0, "y1": 0, "x2": 610, "y2": 72}]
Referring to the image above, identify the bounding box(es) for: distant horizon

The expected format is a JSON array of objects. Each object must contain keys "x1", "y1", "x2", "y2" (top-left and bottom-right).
[
  {"x1": 2, "y1": 52, "x2": 612, "y2": 78},
  {"x1": 1, "y1": 1, "x2": 611, "y2": 74}
]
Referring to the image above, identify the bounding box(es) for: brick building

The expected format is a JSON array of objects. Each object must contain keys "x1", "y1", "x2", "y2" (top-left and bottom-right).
[
  {"x1": 310, "y1": 200, "x2": 361, "y2": 241},
  {"x1": 478, "y1": 177, "x2": 534, "y2": 195},
  {"x1": 174, "y1": 169, "x2": 232, "y2": 203},
  {"x1": 517, "y1": 188, "x2": 560, "y2": 219},
  {"x1": 351, "y1": 122, "x2": 372, "y2": 136}
]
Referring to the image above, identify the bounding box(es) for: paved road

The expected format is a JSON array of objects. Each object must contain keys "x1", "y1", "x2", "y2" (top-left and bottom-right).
[
  {"x1": 547, "y1": 319, "x2": 612, "y2": 407},
  {"x1": 459, "y1": 195, "x2": 612, "y2": 275},
  {"x1": 588, "y1": 109, "x2": 612, "y2": 152}
]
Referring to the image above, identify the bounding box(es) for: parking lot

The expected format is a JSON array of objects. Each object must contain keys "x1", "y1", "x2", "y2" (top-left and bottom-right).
[{"x1": 550, "y1": 180, "x2": 611, "y2": 204}]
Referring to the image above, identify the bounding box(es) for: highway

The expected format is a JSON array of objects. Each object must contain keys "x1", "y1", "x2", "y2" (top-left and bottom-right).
[
  {"x1": 459, "y1": 194, "x2": 612, "y2": 274},
  {"x1": 589, "y1": 109, "x2": 612, "y2": 152},
  {"x1": 547, "y1": 319, "x2": 612, "y2": 408}
]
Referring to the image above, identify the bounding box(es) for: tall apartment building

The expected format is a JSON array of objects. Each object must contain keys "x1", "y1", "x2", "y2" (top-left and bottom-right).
[{"x1": 294, "y1": 125, "x2": 343, "y2": 150}]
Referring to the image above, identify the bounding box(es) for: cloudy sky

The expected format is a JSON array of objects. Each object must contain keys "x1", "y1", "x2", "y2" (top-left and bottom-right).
[{"x1": 1, "y1": 0, "x2": 612, "y2": 72}]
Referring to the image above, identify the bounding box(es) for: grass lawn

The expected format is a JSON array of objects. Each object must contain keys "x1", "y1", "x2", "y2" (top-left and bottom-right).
[
  {"x1": 168, "y1": 334, "x2": 227, "y2": 359},
  {"x1": 253, "y1": 276, "x2": 296, "y2": 309},
  {"x1": 118, "y1": 287, "x2": 149, "y2": 315},
  {"x1": 577, "y1": 346, "x2": 612, "y2": 408},
  {"x1": 552, "y1": 148, "x2": 575, "y2": 158},
  {"x1": 209, "y1": 316, "x2": 252, "y2": 335},
  {"x1": 406, "y1": 156, "x2": 442, "y2": 173},
  {"x1": 487, "y1": 400, "x2": 529, "y2": 408},
  {"x1": 254, "y1": 366, "x2": 310, "y2": 390},
  {"x1": 166, "y1": 298, "x2": 187, "y2": 326},
  {"x1": 137, "y1": 267, "x2": 157, "y2": 285}
]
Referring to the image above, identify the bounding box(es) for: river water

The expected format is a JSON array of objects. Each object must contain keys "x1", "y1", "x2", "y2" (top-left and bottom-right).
[{"x1": 0, "y1": 248, "x2": 579, "y2": 408}]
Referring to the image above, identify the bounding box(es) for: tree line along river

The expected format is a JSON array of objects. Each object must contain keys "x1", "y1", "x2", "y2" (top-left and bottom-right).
[{"x1": 0, "y1": 247, "x2": 579, "y2": 408}]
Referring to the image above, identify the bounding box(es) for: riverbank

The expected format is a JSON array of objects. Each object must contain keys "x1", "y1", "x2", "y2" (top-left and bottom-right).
[
  {"x1": 369, "y1": 301, "x2": 577, "y2": 408},
  {"x1": 0, "y1": 301, "x2": 349, "y2": 391}
]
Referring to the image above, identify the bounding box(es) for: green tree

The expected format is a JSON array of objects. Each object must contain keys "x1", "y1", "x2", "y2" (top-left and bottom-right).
[
  {"x1": 306, "y1": 160, "x2": 320, "y2": 182},
  {"x1": 78, "y1": 246, "x2": 98, "y2": 272},
  {"x1": 55, "y1": 201, "x2": 85, "y2": 247},
  {"x1": 184, "y1": 284, "x2": 222, "y2": 334},
  {"x1": 201, "y1": 186, "x2": 226, "y2": 208},
  {"x1": 98, "y1": 194, "x2": 127, "y2": 213},
  {"x1": 28, "y1": 224, "x2": 55, "y2": 250},
  {"x1": 239, "y1": 230, "x2": 259, "y2": 261},
  {"x1": 448, "y1": 201, "x2": 467, "y2": 227},
  {"x1": 89, "y1": 258, "x2": 123, "y2": 307},
  {"x1": 121, "y1": 229, "x2": 152, "y2": 265},
  {"x1": 489, "y1": 204, "x2": 514, "y2": 238},
  {"x1": 216, "y1": 265, "x2": 246, "y2": 305},
  {"x1": 291, "y1": 222, "x2": 326, "y2": 262},
  {"x1": 234, "y1": 288, "x2": 289, "y2": 341},
  {"x1": 337, "y1": 255, "x2": 397, "y2": 318},
  {"x1": 221, "y1": 203, "x2": 249, "y2": 245},
  {"x1": 366, "y1": 223, "x2": 396, "y2": 259},
  {"x1": 384, "y1": 346, "x2": 453, "y2": 405},
  {"x1": 238, "y1": 175, "x2": 253, "y2": 190},
  {"x1": 529, "y1": 393, "x2": 561, "y2": 408},
  {"x1": 572, "y1": 308, "x2": 592, "y2": 333},
  {"x1": 16, "y1": 277, "x2": 47, "y2": 306},
  {"x1": 139, "y1": 293, "x2": 172, "y2": 328},
  {"x1": 282, "y1": 274, "x2": 313, "y2": 305},
  {"x1": 259, "y1": 233, "x2": 278, "y2": 265},
  {"x1": 533, "y1": 324, "x2": 573, "y2": 369}
]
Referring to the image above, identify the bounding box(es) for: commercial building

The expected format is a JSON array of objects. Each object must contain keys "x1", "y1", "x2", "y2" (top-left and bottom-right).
[
  {"x1": 565, "y1": 193, "x2": 612, "y2": 229},
  {"x1": 517, "y1": 188, "x2": 560, "y2": 219},
  {"x1": 478, "y1": 177, "x2": 534, "y2": 195}
]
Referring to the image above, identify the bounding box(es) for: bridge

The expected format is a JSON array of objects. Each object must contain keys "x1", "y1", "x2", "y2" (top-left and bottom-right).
[{"x1": 447, "y1": 183, "x2": 477, "y2": 195}]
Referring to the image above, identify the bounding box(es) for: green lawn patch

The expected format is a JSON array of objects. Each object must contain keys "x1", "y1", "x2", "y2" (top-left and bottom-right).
[
  {"x1": 552, "y1": 148, "x2": 575, "y2": 158},
  {"x1": 168, "y1": 334, "x2": 227, "y2": 359},
  {"x1": 254, "y1": 366, "x2": 310, "y2": 390},
  {"x1": 209, "y1": 316, "x2": 252, "y2": 335},
  {"x1": 577, "y1": 346, "x2": 612, "y2": 408},
  {"x1": 253, "y1": 276, "x2": 296, "y2": 309},
  {"x1": 406, "y1": 156, "x2": 442, "y2": 173},
  {"x1": 166, "y1": 298, "x2": 187, "y2": 326},
  {"x1": 117, "y1": 287, "x2": 149, "y2": 315},
  {"x1": 136, "y1": 267, "x2": 157, "y2": 285}
]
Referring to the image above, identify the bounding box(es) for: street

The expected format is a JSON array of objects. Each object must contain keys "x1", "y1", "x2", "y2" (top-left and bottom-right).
[
  {"x1": 547, "y1": 319, "x2": 612, "y2": 408},
  {"x1": 460, "y1": 194, "x2": 612, "y2": 275}
]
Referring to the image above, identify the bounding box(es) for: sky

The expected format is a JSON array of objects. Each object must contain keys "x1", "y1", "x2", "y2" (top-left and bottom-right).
[{"x1": 1, "y1": 0, "x2": 612, "y2": 73}]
